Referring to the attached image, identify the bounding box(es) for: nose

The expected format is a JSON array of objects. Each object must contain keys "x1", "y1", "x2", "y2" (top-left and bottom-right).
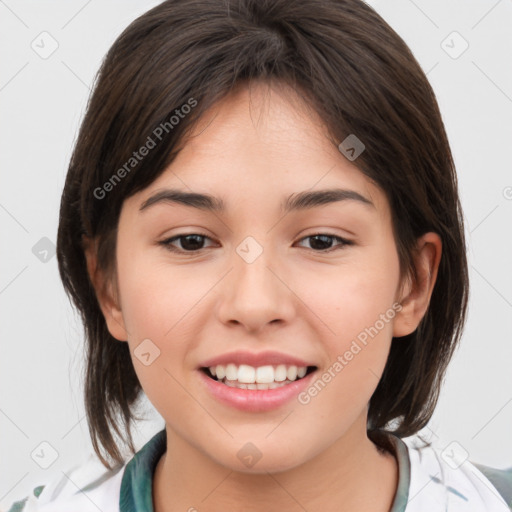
[{"x1": 215, "y1": 244, "x2": 295, "y2": 333}]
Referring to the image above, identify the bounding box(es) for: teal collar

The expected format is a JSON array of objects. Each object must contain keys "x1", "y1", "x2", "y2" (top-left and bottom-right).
[
  {"x1": 119, "y1": 429, "x2": 410, "y2": 512},
  {"x1": 120, "y1": 429, "x2": 167, "y2": 512}
]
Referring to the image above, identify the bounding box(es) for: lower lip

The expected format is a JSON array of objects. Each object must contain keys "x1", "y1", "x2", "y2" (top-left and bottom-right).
[{"x1": 197, "y1": 369, "x2": 317, "y2": 412}]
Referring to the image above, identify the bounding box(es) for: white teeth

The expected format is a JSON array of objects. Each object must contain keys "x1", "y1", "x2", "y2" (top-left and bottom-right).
[
  {"x1": 286, "y1": 365, "x2": 298, "y2": 381},
  {"x1": 216, "y1": 365, "x2": 225, "y2": 380},
  {"x1": 207, "y1": 363, "x2": 311, "y2": 385},
  {"x1": 225, "y1": 363, "x2": 238, "y2": 381},
  {"x1": 274, "y1": 364, "x2": 287, "y2": 382},
  {"x1": 222, "y1": 379, "x2": 294, "y2": 390},
  {"x1": 255, "y1": 365, "x2": 274, "y2": 383},
  {"x1": 238, "y1": 364, "x2": 256, "y2": 383}
]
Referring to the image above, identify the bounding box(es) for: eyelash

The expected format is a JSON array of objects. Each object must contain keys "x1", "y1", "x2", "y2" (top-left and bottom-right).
[{"x1": 158, "y1": 232, "x2": 354, "y2": 254}]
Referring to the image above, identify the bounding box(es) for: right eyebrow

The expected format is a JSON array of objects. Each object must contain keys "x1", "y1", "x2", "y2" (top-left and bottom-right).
[{"x1": 139, "y1": 189, "x2": 225, "y2": 213}]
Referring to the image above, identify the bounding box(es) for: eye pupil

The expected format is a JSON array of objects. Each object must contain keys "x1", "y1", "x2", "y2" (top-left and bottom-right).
[
  {"x1": 162, "y1": 232, "x2": 350, "y2": 254},
  {"x1": 309, "y1": 234, "x2": 333, "y2": 251},
  {"x1": 180, "y1": 234, "x2": 204, "y2": 251}
]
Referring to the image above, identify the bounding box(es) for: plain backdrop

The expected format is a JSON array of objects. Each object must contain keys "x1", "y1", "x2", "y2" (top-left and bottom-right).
[{"x1": 1, "y1": 0, "x2": 511, "y2": 508}]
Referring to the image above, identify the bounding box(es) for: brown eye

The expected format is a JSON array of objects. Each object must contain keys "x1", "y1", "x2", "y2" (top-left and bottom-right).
[
  {"x1": 159, "y1": 233, "x2": 215, "y2": 253},
  {"x1": 296, "y1": 234, "x2": 353, "y2": 252}
]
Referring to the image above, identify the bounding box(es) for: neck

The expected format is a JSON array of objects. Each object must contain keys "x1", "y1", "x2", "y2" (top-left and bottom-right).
[{"x1": 153, "y1": 416, "x2": 398, "y2": 512}]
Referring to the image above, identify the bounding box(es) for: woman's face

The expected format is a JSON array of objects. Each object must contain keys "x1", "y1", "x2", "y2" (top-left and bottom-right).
[{"x1": 101, "y1": 82, "x2": 421, "y2": 472}]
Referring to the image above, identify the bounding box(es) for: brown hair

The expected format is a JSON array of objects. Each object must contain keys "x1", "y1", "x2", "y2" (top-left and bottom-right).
[{"x1": 56, "y1": 0, "x2": 469, "y2": 468}]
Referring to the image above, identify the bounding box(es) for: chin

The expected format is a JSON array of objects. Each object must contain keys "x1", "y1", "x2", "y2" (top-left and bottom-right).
[
  {"x1": 209, "y1": 443, "x2": 309, "y2": 475},
  {"x1": 232, "y1": 457, "x2": 303, "y2": 475}
]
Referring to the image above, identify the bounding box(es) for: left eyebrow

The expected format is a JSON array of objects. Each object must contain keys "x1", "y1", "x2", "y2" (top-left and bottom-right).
[
  {"x1": 281, "y1": 188, "x2": 375, "y2": 213},
  {"x1": 138, "y1": 187, "x2": 375, "y2": 214}
]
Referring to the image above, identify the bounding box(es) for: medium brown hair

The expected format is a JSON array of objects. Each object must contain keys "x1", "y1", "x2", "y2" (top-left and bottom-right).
[{"x1": 56, "y1": 0, "x2": 469, "y2": 468}]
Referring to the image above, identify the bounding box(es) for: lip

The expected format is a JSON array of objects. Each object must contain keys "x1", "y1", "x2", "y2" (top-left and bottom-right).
[
  {"x1": 198, "y1": 350, "x2": 315, "y2": 369},
  {"x1": 197, "y1": 367, "x2": 318, "y2": 412}
]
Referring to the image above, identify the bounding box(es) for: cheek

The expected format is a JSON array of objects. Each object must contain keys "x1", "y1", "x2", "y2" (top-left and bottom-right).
[
  {"x1": 300, "y1": 242, "x2": 400, "y2": 395},
  {"x1": 116, "y1": 244, "x2": 199, "y2": 340},
  {"x1": 307, "y1": 254, "x2": 399, "y2": 341},
  {"x1": 115, "y1": 249, "x2": 205, "y2": 392}
]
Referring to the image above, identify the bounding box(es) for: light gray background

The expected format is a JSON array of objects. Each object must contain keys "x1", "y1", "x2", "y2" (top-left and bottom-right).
[{"x1": 1, "y1": 0, "x2": 511, "y2": 508}]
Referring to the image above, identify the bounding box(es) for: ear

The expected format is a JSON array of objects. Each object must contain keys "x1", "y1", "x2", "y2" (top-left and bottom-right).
[
  {"x1": 393, "y1": 232, "x2": 442, "y2": 338},
  {"x1": 82, "y1": 234, "x2": 129, "y2": 342}
]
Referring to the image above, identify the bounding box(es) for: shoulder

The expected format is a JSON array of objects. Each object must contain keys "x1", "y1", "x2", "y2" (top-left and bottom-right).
[
  {"x1": 473, "y1": 462, "x2": 512, "y2": 510},
  {"x1": 5, "y1": 429, "x2": 167, "y2": 512},
  {"x1": 5, "y1": 455, "x2": 127, "y2": 512},
  {"x1": 401, "y1": 435, "x2": 512, "y2": 511}
]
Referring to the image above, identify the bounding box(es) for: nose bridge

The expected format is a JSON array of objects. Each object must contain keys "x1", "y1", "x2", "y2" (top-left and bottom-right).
[{"x1": 216, "y1": 235, "x2": 294, "y2": 331}]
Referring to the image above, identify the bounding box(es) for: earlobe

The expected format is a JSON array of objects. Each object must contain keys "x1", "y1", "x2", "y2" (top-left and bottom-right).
[
  {"x1": 392, "y1": 232, "x2": 442, "y2": 338},
  {"x1": 82, "y1": 235, "x2": 129, "y2": 342}
]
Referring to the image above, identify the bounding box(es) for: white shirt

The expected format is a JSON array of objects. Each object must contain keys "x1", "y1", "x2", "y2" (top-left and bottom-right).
[{"x1": 7, "y1": 429, "x2": 512, "y2": 512}]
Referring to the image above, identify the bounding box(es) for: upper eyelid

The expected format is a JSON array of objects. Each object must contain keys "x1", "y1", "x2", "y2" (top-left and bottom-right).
[
  {"x1": 160, "y1": 231, "x2": 353, "y2": 242},
  {"x1": 160, "y1": 232, "x2": 353, "y2": 250}
]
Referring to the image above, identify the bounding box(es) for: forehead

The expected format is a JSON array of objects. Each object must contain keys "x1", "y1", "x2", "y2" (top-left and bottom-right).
[
  {"x1": 176, "y1": 82, "x2": 342, "y2": 169},
  {"x1": 126, "y1": 82, "x2": 386, "y2": 217}
]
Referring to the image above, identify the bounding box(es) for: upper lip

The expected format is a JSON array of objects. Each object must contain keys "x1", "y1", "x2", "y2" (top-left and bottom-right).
[{"x1": 199, "y1": 350, "x2": 317, "y2": 369}]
